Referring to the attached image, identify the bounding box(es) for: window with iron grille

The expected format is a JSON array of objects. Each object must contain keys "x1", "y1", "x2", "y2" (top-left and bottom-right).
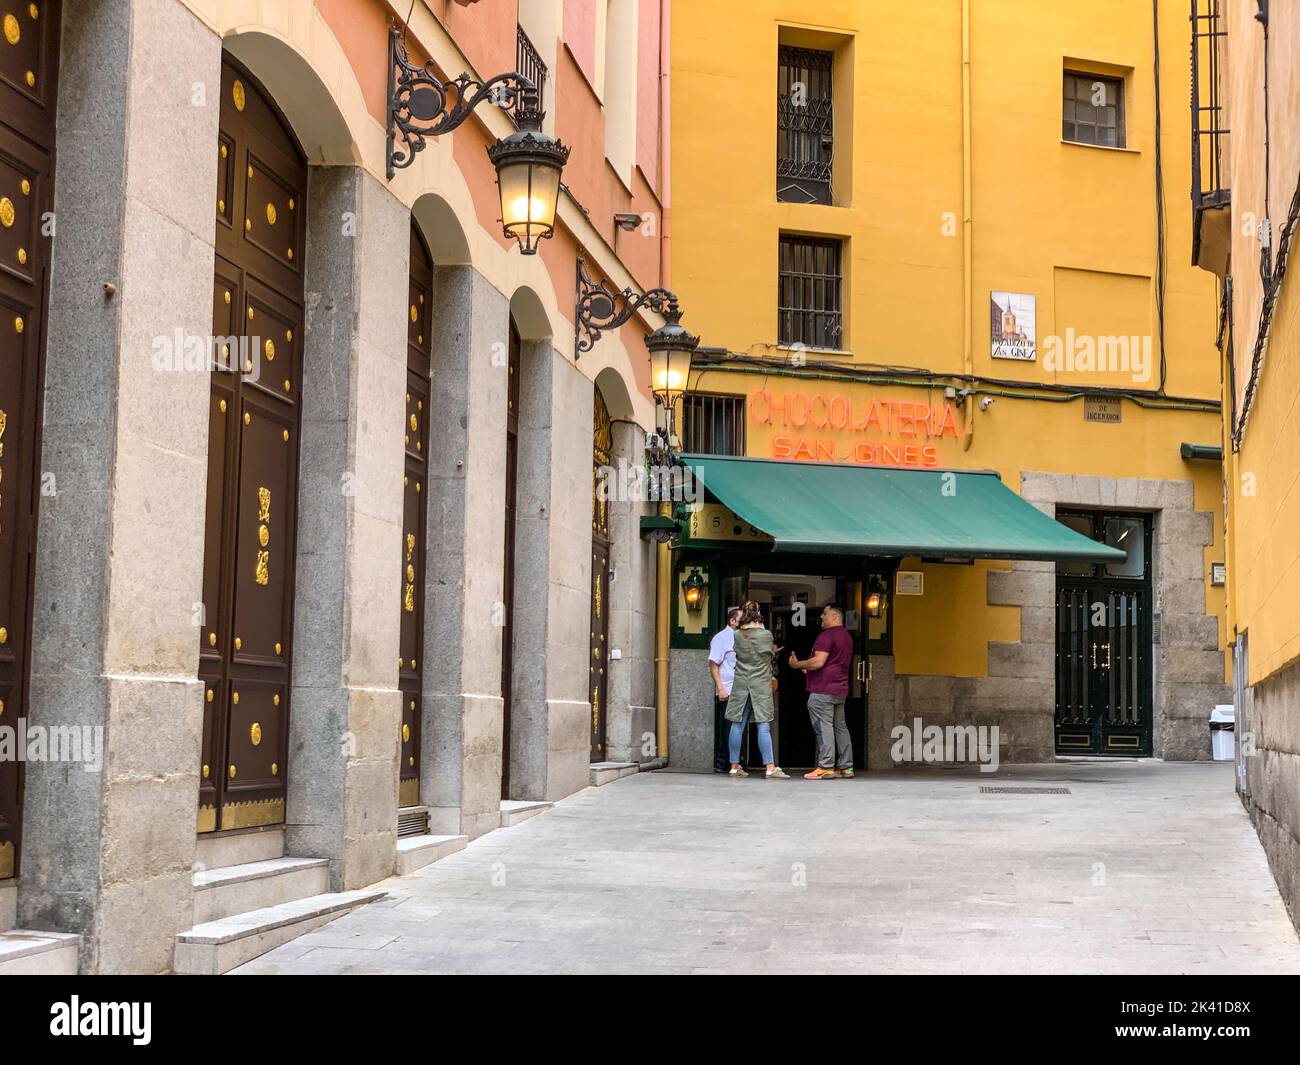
[
  {"x1": 777, "y1": 46, "x2": 834, "y2": 205},
  {"x1": 779, "y1": 234, "x2": 843, "y2": 349},
  {"x1": 1063, "y1": 71, "x2": 1125, "y2": 148},
  {"x1": 515, "y1": 25, "x2": 548, "y2": 115},
  {"x1": 681, "y1": 394, "x2": 746, "y2": 456}
]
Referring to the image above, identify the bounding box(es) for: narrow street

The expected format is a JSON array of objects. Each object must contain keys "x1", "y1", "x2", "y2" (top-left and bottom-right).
[{"x1": 237, "y1": 762, "x2": 1300, "y2": 975}]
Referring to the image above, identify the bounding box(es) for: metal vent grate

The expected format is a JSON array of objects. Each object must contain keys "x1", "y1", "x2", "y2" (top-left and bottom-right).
[
  {"x1": 980, "y1": 786, "x2": 1072, "y2": 795},
  {"x1": 398, "y1": 808, "x2": 429, "y2": 838}
]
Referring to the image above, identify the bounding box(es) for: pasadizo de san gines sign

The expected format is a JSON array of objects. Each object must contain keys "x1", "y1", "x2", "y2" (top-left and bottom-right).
[{"x1": 746, "y1": 385, "x2": 960, "y2": 468}]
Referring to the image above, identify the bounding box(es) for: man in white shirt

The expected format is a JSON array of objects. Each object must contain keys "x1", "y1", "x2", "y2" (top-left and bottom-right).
[{"x1": 708, "y1": 607, "x2": 742, "y2": 773}]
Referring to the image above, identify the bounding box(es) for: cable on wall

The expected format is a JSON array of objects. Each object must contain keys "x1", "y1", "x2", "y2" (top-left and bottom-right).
[{"x1": 1151, "y1": 0, "x2": 1169, "y2": 394}]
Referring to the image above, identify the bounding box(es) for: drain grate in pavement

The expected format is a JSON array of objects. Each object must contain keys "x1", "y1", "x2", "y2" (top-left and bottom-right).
[{"x1": 979, "y1": 786, "x2": 1071, "y2": 795}]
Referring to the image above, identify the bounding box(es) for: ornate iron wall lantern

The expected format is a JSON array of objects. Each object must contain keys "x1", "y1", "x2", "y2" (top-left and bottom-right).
[
  {"x1": 576, "y1": 255, "x2": 700, "y2": 451},
  {"x1": 386, "y1": 25, "x2": 570, "y2": 254}
]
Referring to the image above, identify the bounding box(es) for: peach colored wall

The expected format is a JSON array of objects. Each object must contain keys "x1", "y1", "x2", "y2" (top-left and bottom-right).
[
  {"x1": 636, "y1": 0, "x2": 661, "y2": 183},
  {"x1": 432, "y1": 0, "x2": 519, "y2": 84},
  {"x1": 317, "y1": 0, "x2": 399, "y2": 124},
  {"x1": 564, "y1": 0, "x2": 598, "y2": 88},
  {"x1": 310, "y1": 0, "x2": 665, "y2": 327}
]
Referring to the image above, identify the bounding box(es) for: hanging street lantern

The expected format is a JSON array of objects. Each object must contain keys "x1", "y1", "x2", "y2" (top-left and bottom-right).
[
  {"x1": 386, "y1": 26, "x2": 570, "y2": 254},
  {"x1": 575, "y1": 255, "x2": 701, "y2": 455}
]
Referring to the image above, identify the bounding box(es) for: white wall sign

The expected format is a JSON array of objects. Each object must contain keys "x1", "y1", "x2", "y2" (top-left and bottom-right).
[
  {"x1": 895, "y1": 570, "x2": 924, "y2": 596},
  {"x1": 991, "y1": 291, "x2": 1037, "y2": 361}
]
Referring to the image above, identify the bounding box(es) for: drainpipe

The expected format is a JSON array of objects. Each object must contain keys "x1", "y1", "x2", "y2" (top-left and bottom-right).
[
  {"x1": 961, "y1": 0, "x2": 975, "y2": 451},
  {"x1": 654, "y1": 0, "x2": 672, "y2": 761},
  {"x1": 655, "y1": 531, "x2": 671, "y2": 760}
]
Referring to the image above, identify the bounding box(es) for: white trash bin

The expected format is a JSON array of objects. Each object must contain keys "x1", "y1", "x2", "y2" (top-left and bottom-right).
[{"x1": 1210, "y1": 704, "x2": 1235, "y2": 761}]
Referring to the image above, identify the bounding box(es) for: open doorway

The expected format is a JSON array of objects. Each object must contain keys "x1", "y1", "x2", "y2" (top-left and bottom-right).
[{"x1": 741, "y1": 571, "x2": 868, "y2": 771}]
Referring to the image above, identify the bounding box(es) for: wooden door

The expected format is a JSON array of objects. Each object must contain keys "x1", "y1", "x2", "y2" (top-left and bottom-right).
[
  {"x1": 589, "y1": 390, "x2": 612, "y2": 760},
  {"x1": 500, "y1": 320, "x2": 520, "y2": 798},
  {"x1": 0, "y1": 0, "x2": 60, "y2": 880},
  {"x1": 198, "y1": 60, "x2": 306, "y2": 832},
  {"x1": 399, "y1": 225, "x2": 432, "y2": 810}
]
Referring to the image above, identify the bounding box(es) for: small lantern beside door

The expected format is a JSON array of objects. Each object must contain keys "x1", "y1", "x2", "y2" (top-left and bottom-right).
[{"x1": 682, "y1": 567, "x2": 707, "y2": 614}]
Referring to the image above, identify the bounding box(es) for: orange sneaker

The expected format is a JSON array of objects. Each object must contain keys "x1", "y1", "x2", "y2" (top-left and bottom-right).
[{"x1": 803, "y1": 768, "x2": 837, "y2": 780}]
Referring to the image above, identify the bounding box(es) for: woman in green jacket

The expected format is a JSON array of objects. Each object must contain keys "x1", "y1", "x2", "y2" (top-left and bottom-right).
[{"x1": 725, "y1": 601, "x2": 789, "y2": 779}]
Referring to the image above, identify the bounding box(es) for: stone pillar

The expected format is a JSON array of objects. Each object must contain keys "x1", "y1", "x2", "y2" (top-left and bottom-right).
[
  {"x1": 604, "y1": 421, "x2": 659, "y2": 763},
  {"x1": 668, "y1": 647, "x2": 714, "y2": 769},
  {"x1": 286, "y1": 167, "x2": 408, "y2": 889},
  {"x1": 866, "y1": 656, "x2": 896, "y2": 771},
  {"x1": 19, "y1": 0, "x2": 219, "y2": 973},
  {"x1": 422, "y1": 266, "x2": 509, "y2": 839},
  {"x1": 509, "y1": 344, "x2": 592, "y2": 801},
  {"x1": 1153, "y1": 499, "x2": 1231, "y2": 759}
]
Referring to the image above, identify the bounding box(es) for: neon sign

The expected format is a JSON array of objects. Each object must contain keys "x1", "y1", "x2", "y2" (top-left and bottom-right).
[{"x1": 748, "y1": 388, "x2": 959, "y2": 468}]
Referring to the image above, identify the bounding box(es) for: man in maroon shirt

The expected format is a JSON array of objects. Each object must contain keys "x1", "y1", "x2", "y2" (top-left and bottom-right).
[{"x1": 788, "y1": 603, "x2": 855, "y2": 780}]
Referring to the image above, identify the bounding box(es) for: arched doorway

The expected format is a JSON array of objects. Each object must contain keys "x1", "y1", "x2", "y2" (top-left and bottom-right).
[
  {"x1": 590, "y1": 389, "x2": 613, "y2": 760},
  {"x1": 400, "y1": 223, "x2": 432, "y2": 813},
  {"x1": 197, "y1": 58, "x2": 307, "y2": 833},
  {"x1": 0, "y1": 0, "x2": 61, "y2": 880}
]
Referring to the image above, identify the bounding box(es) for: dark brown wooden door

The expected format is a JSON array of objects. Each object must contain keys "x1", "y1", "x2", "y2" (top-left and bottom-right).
[
  {"x1": 198, "y1": 60, "x2": 306, "y2": 833},
  {"x1": 400, "y1": 226, "x2": 432, "y2": 809},
  {"x1": 0, "y1": 0, "x2": 60, "y2": 881},
  {"x1": 589, "y1": 391, "x2": 612, "y2": 760},
  {"x1": 501, "y1": 321, "x2": 520, "y2": 798}
]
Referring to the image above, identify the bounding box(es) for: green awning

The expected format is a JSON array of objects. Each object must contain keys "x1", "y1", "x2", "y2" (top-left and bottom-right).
[{"x1": 681, "y1": 454, "x2": 1126, "y2": 563}]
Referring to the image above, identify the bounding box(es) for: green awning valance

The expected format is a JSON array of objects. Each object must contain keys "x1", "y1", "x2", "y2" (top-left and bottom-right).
[{"x1": 681, "y1": 455, "x2": 1126, "y2": 563}]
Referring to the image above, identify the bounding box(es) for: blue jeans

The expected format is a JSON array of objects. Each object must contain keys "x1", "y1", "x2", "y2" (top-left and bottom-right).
[{"x1": 729, "y1": 697, "x2": 774, "y2": 765}]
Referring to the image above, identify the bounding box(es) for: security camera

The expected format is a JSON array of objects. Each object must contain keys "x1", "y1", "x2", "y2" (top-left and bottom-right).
[{"x1": 979, "y1": 396, "x2": 995, "y2": 412}]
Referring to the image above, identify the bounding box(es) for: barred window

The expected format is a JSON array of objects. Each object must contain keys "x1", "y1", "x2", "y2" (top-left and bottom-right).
[
  {"x1": 681, "y1": 394, "x2": 746, "y2": 456},
  {"x1": 778, "y1": 234, "x2": 843, "y2": 349},
  {"x1": 777, "y1": 46, "x2": 834, "y2": 205},
  {"x1": 1063, "y1": 71, "x2": 1124, "y2": 148}
]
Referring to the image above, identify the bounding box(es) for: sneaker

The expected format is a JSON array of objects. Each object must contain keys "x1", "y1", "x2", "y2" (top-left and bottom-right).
[
  {"x1": 729, "y1": 765, "x2": 749, "y2": 778},
  {"x1": 765, "y1": 767, "x2": 790, "y2": 779},
  {"x1": 835, "y1": 768, "x2": 855, "y2": 779},
  {"x1": 803, "y1": 767, "x2": 837, "y2": 780}
]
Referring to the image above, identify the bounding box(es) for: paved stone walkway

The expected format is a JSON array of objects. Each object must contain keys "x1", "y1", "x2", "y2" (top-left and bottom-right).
[{"x1": 235, "y1": 761, "x2": 1300, "y2": 974}]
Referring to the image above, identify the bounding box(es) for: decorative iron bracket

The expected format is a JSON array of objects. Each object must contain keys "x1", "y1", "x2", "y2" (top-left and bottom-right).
[
  {"x1": 575, "y1": 254, "x2": 686, "y2": 356},
  {"x1": 386, "y1": 24, "x2": 542, "y2": 180}
]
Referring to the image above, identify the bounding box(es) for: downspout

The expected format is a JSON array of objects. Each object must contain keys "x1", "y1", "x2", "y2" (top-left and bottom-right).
[
  {"x1": 655, "y1": 0, "x2": 672, "y2": 761},
  {"x1": 961, "y1": 0, "x2": 975, "y2": 451}
]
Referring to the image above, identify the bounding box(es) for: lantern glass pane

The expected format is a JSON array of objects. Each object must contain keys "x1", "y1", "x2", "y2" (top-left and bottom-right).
[{"x1": 499, "y1": 160, "x2": 560, "y2": 247}]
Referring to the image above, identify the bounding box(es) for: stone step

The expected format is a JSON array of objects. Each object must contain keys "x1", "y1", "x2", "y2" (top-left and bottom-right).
[
  {"x1": 499, "y1": 799, "x2": 553, "y2": 827},
  {"x1": 590, "y1": 761, "x2": 639, "y2": 787},
  {"x1": 194, "y1": 825, "x2": 285, "y2": 870},
  {"x1": 192, "y1": 856, "x2": 331, "y2": 925},
  {"x1": 0, "y1": 930, "x2": 80, "y2": 975},
  {"x1": 395, "y1": 834, "x2": 468, "y2": 876},
  {"x1": 174, "y1": 890, "x2": 385, "y2": 975}
]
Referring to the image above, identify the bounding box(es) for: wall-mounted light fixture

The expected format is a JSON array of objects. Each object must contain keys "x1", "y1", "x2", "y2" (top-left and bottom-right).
[
  {"x1": 386, "y1": 25, "x2": 570, "y2": 254},
  {"x1": 866, "y1": 576, "x2": 888, "y2": 619},
  {"x1": 575, "y1": 255, "x2": 700, "y2": 453},
  {"x1": 682, "y1": 567, "x2": 707, "y2": 613}
]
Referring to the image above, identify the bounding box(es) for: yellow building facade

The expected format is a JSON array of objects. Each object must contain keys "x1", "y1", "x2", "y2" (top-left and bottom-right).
[
  {"x1": 1192, "y1": 0, "x2": 1300, "y2": 929},
  {"x1": 663, "y1": 0, "x2": 1230, "y2": 772}
]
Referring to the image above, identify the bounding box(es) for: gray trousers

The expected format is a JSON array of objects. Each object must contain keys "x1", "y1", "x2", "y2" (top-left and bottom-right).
[{"x1": 807, "y1": 692, "x2": 853, "y2": 769}]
